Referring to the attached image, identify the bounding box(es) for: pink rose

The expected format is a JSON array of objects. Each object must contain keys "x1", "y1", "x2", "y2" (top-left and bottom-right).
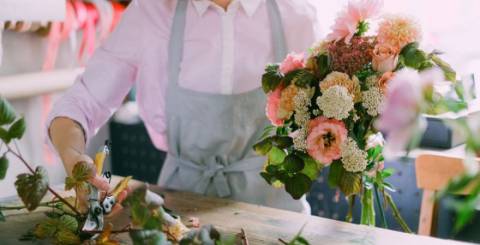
[
  {"x1": 378, "y1": 71, "x2": 394, "y2": 94},
  {"x1": 372, "y1": 44, "x2": 399, "y2": 73},
  {"x1": 279, "y1": 52, "x2": 305, "y2": 74},
  {"x1": 266, "y1": 85, "x2": 284, "y2": 126},
  {"x1": 306, "y1": 117, "x2": 348, "y2": 165}
]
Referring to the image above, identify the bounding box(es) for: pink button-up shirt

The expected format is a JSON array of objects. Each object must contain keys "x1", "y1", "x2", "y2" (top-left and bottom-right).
[{"x1": 48, "y1": 0, "x2": 320, "y2": 151}]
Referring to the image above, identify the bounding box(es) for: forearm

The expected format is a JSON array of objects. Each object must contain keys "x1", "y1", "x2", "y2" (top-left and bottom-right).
[{"x1": 48, "y1": 117, "x2": 88, "y2": 176}]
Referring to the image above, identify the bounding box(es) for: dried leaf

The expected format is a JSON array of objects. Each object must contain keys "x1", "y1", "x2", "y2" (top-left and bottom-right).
[
  {"x1": 112, "y1": 176, "x2": 132, "y2": 198},
  {"x1": 55, "y1": 229, "x2": 81, "y2": 245},
  {"x1": 96, "y1": 223, "x2": 120, "y2": 245},
  {"x1": 15, "y1": 166, "x2": 49, "y2": 211},
  {"x1": 64, "y1": 161, "x2": 94, "y2": 191}
]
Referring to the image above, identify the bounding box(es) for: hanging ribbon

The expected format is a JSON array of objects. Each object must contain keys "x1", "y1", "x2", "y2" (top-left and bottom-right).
[
  {"x1": 92, "y1": 0, "x2": 114, "y2": 43},
  {"x1": 77, "y1": 2, "x2": 99, "y2": 64}
]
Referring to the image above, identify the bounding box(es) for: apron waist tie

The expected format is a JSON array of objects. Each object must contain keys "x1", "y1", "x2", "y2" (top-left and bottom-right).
[{"x1": 168, "y1": 155, "x2": 264, "y2": 198}]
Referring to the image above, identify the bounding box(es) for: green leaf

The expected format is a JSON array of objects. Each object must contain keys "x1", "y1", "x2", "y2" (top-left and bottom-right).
[
  {"x1": 130, "y1": 229, "x2": 168, "y2": 245},
  {"x1": 0, "y1": 154, "x2": 8, "y2": 180},
  {"x1": 0, "y1": 97, "x2": 16, "y2": 126},
  {"x1": 300, "y1": 154, "x2": 321, "y2": 181},
  {"x1": 268, "y1": 146, "x2": 286, "y2": 164},
  {"x1": 0, "y1": 127, "x2": 10, "y2": 144},
  {"x1": 339, "y1": 171, "x2": 362, "y2": 196},
  {"x1": 294, "y1": 70, "x2": 317, "y2": 88},
  {"x1": 59, "y1": 215, "x2": 78, "y2": 232},
  {"x1": 431, "y1": 54, "x2": 456, "y2": 82},
  {"x1": 260, "y1": 172, "x2": 273, "y2": 185},
  {"x1": 355, "y1": 21, "x2": 369, "y2": 36},
  {"x1": 55, "y1": 229, "x2": 81, "y2": 245},
  {"x1": 283, "y1": 70, "x2": 302, "y2": 87},
  {"x1": 381, "y1": 168, "x2": 395, "y2": 179},
  {"x1": 327, "y1": 161, "x2": 343, "y2": 188},
  {"x1": 316, "y1": 54, "x2": 330, "y2": 80},
  {"x1": 262, "y1": 65, "x2": 282, "y2": 93},
  {"x1": 253, "y1": 138, "x2": 273, "y2": 156},
  {"x1": 8, "y1": 117, "x2": 26, "y2": 140},
  {"x1": 64, "y1": 161, "x2": 94, "y2": 191},
  {"x1": 283, "y1": 154, "x2": 304, "y2": 173},
  {"x1": 15, "y1": 166, "x2": 49, "y2": 211},
  {"x1": 271, "y1": 136, "x2": 293, "y2": 149},
  {"x1": 400, "y1": 42, "x2": 429, "y2": 69},
  {"x1": 259, "y1": 125, "x2": 276, "y2": 141},
  {"x1": 131, "y1": 203, "x2": 150, "y2": 227},
  {"x1": 285, "y1": 174, "x2": 312, "y2": 200}
]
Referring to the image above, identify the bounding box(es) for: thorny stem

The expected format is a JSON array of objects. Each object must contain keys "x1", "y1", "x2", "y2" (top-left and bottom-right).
[
  {"x1": 0, "y1": 200, "x2": 62, "y2": 211},
  {"x1": 5, "y1": 144, "x2": 82, "y2": 216},
  {"x1": 278, "y1": 238, "x2": 289, "y2": 245}
]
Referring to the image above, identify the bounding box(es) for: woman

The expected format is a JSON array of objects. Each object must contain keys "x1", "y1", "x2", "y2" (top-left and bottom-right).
[{"x1": 48, "y1": 0, "x2": 319, "y2": 214}]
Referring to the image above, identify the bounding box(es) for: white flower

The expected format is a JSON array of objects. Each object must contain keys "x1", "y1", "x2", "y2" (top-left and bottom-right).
[
  {"x1": 293, "y1": 128, "x2": 308, "y2": 151},
  {"x1": 310, "y1": 40, "x2": 329, "y2": 56},
  {"x1": 293, "y1": 87, "x2": 314, "y2": 127},
  {"x1": 366, "y1": 75, "x2": 379, "y2": 88},
  {"x1": 366, "y1": 132, "x2": 385, "y2": 150},
  {"x1": 362, "y1": 86, "x2": 384, "y2": 116},
  {"x1": 317, "y1": 85, "x2": 354, "y2": 120},
  {"x1": 341, "y1": 138, "x2": 368, "y2": 172}
]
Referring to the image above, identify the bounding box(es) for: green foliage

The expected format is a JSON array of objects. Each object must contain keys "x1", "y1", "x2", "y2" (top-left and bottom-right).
[
  {"x1": 283, "y1": 154, "x2": 304, "y2": 173},
  {"x1": 285, "y1": 225, "x2": 310, "y2": 245},
  {"x1": 339, "y1": 171, "x2": 362, "y2": 196},
  {"x1": 15, "y1": 166, "x2": 49, "y2": 211},
  {"x1": 361, "y1": 188, "x2": 375, "y2": 226},
  {"x1": 0, "y1": 97, "x2": 16, "y2": 126},
  {"x1": 33, "y1": 215, "x2": 80, "y2": 245},
  {"x1": 253, "y1": 138, "x2": 273, "y2": 156},
  {"x1": 431, "y1": 54, "x2": 456, "y2": 82},
  {"x1": 285, "y1": 174, "x2": 312, "y2": 200},
  {"x1": 262, "y1": 64, "x2": 282, "y2": 93},
  {"x1": 271, "y1": 136, "x2": 294, "y2": 149},
  {"x1": 0, "y1": 154, "x2": 8, "y2": 180},
  {"x1": 354, "y1": 63, "x2": 376, "y2": 83},
  {"x1": 327, "y1": 161, "x2": 343, "y2": 188},
  {"x1": 355, "y1": 21, "x2": 369, "y2": 36},
  {"x1": 64, "y1": 161, "x2": 94, "y2": 191},
  {"x1": 268, "y1": 146, "x2": 286, "y2": 165},
  {"x1": 315, "y1": 54, "x2": 330, "y2": 80},
  {"x1": 299, "y1": 154, "x2": 322, "y2": 180},
  {"x1": 8, "y1": 117, "x2": 26, "y2": 140},
  {"x1": 124, "y1": 186, "x2": 164, "y2": 230},
  {"x1": 0, "y1": 211, "x2": 5, "y2": 222},
  {"x1": 400, "y1": 42, "x2": 430, "y2": 70},
  {"x1": 293, "y1": 70, "x2": 317, "y2": 88}
]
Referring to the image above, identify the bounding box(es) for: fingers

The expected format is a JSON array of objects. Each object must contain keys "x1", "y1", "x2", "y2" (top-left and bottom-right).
[
  {"x1": 89, "y1": 175, "x2": 110, "y2": 191},
  {"x1": 116, "y1": 190, "x2": 128, "y2": 204}
]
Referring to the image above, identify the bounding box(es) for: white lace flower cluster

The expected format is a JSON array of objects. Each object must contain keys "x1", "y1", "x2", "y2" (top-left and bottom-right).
[
  {"x1": 341, "y1": 138, "x2": 368, "y2": 172},
  {"x1": 317, "y1": 85, "x2": 354, "y2": 120},
  {"x1": 293, "y1": 128, "x2": 308, "y2": 151},
  {"x1": 362, "y1": 86, "x2": 384, "y2": 116}
]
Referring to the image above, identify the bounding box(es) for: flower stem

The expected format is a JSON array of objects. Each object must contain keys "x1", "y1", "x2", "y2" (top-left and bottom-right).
[
  {"x1": 6, "y1": 144, "x2": 82, "y2": 216},
  {"x1": 385, "y1": 192, "x2": 413, "y2": 233},
  {"x1": 374, "y1": 184, "x2": 388, "y2": 229}
]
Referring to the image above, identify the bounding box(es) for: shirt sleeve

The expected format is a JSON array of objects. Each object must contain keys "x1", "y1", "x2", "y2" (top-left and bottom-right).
[{"x1": 47, "y1": 0, "x2": 146, "y2": 144}]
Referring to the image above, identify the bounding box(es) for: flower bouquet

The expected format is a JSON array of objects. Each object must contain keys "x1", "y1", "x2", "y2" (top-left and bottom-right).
[{"x1": 254, "y1": 0, "x2": 465, "y2": 230}]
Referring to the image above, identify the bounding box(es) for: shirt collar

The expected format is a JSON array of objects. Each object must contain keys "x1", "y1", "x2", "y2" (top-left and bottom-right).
[{"x1": 192, "y1": 0, "x2": 264, "y2": 17}]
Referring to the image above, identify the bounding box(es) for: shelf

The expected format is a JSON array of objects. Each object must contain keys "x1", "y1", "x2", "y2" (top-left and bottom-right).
[
  {"x1": 0, "y1": 0, "x2": 65, "y2": 22},
  {"x1": 0, "y1": 68, "x2": 84, "y2": 99}
]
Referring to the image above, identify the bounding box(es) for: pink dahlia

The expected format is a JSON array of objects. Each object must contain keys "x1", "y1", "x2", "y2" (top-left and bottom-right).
[
  {"x1": 327, "y1": 0, "x2": 383, "y2": 43},
  {"x1": 279, "y1": 52, "x2": 305, "y2": 74},
  {"x1": 306, "y1": 117, "x2": 348, "y2": 165}
]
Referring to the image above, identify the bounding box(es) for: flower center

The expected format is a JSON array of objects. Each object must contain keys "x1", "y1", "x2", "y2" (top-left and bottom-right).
[{"x1": 322, "y1": 131, "x2": 336, "y2": 148}]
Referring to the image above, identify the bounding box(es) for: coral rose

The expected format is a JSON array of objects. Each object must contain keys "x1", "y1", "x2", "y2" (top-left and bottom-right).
[
  {"x1": 372, "y1": 44, "x2": 399, "y2": 73},
  {"x1": 279, "y1": 52, "x2": 305, "y2": 74},
  {"x1": 306, "y1": 117, "x2": 348, "y2": 165},
  {"x1": 266, "y1": 84, "x2": 298, "y2": 126},
  {"x1": 266, "y1": 86, "x2": 284, "y2": 126}
]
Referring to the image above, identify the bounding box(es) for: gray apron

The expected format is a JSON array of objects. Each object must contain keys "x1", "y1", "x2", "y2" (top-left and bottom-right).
[{"x1": 158, "y1": 0, "x2": 310, "y2": 213}]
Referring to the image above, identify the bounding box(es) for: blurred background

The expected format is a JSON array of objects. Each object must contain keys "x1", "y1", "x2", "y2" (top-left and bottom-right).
[{"x1": 0, "y1": 0, "x2": 479, "y2": 242}]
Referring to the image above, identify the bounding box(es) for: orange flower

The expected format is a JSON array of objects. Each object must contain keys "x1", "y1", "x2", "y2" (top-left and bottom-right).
[
  {"x1": 377, "y1": 15, "x2": 422, "y2": 50},
  {"x1": 372, "y1": 44, "x2": 399, "y2": 73},
  {"x1": 320, "y1": 72, "x2": 361, "y2": 102}
]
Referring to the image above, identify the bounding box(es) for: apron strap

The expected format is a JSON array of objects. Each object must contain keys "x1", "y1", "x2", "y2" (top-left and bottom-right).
[
  {"x1": 167, "y1": 0, "x2": 288, "y2": 87},
  {"x1": 167, "y1": 155, "x2": 264, "y2": 197}
]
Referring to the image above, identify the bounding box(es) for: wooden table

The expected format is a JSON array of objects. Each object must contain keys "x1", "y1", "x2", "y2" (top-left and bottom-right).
[{"x1": 0, "y1": 177, "x2": 473, "y2": 245}]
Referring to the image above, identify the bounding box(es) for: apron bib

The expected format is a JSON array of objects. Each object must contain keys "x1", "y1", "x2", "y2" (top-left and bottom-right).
[{"x1": 157, "y1": 0, "x2": 310, "y2": 213}]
